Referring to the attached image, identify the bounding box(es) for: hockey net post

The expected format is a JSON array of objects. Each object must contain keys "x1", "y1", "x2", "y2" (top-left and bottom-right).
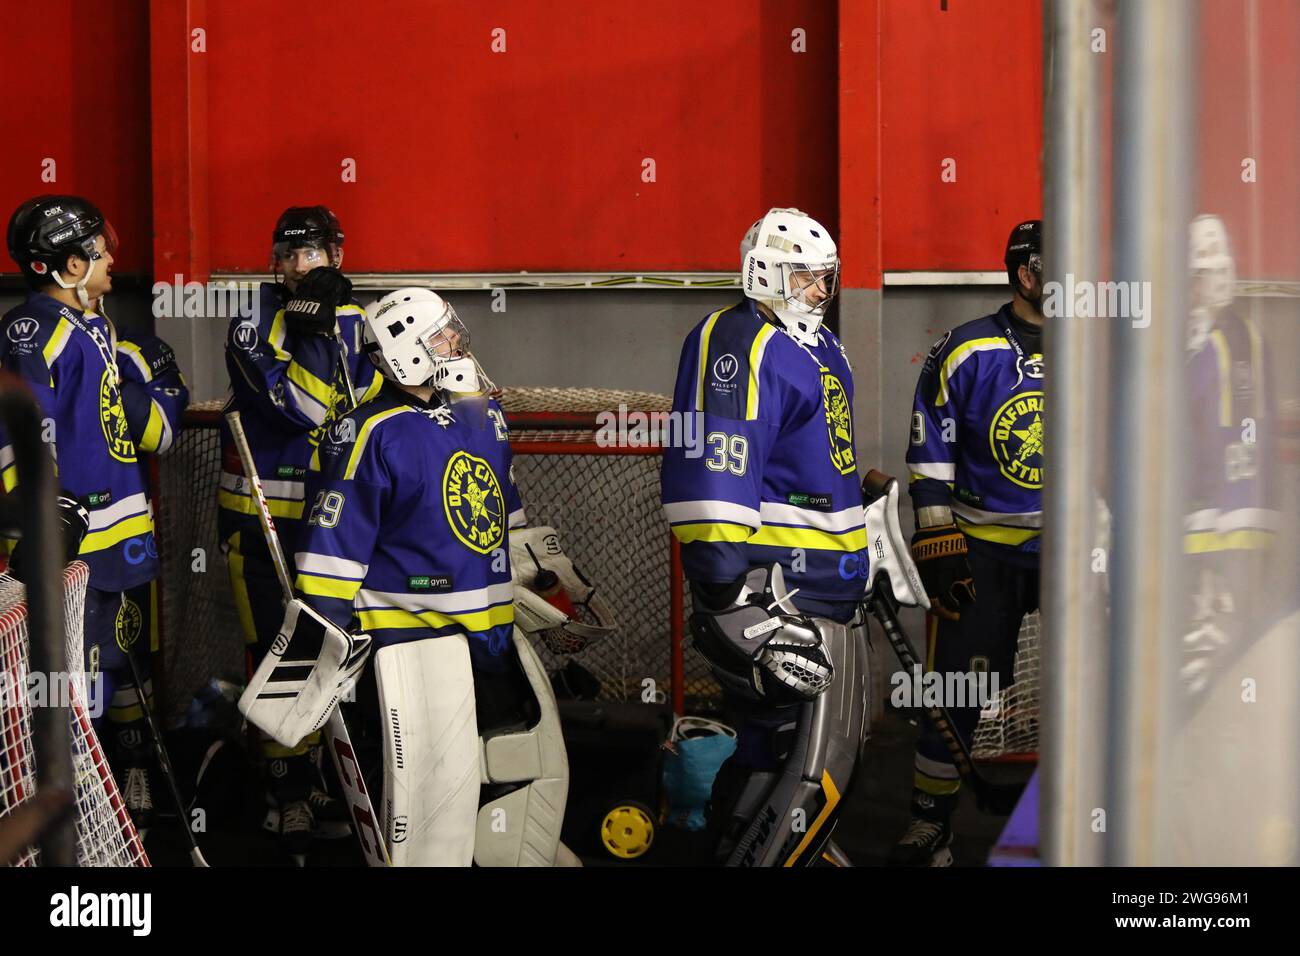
[{"x1": 0, "y1": 562, "x2": 149, "y2": 866}]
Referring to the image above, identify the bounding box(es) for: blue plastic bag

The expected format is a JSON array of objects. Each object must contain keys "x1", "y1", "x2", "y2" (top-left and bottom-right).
[{"x1": 662, "y1": 717, "x2": 737, "y2": 831}]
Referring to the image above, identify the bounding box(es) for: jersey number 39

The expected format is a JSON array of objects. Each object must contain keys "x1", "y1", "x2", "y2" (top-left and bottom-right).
[{"x1": 705, "y1": 432, "x2": 749, "y2": 476}]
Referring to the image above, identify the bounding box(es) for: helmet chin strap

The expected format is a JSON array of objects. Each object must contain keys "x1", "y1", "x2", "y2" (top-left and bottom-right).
[{"x1": 51, "y1": 257, "x2": 97, "y2": 312}]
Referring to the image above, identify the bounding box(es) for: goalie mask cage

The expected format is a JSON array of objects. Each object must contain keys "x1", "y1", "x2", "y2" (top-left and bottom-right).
[
  {"x1": 152, "y1": 388, "x2": 713, "y2": 721},
  {"x1": 152, "y1": 389, "x2": 1039, "y2": 760},
  {"x1": 0, "y1": 561, "x2": 149, "y2": 866}
]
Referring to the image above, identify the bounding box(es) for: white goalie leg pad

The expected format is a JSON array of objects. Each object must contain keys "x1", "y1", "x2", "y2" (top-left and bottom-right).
[
  {"x1": 238, "y1": 598, "x2": 371, "y2": 749},
  {"x1": 473, "y1": 627, "x2": 571, "y2": 866},
  {"x1": 376, "y1": 637, "x2": 480, "y2": 866},
  {"x1": 863, "y1": 477, "x2": 931, "y2": 610}
]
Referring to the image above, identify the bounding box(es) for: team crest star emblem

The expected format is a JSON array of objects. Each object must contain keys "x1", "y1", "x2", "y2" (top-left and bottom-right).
[{"x1": 1012, "y1": 413, "x2": 1043, "y2": 462}]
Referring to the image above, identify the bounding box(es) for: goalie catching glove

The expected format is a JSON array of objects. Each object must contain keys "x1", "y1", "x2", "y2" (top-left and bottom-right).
[
  {"x1": 688, "y1": 564, "x2": 833, "y2": 704},
  {"x1": 509, "y1": 525, "x2": 615, "y2": 654},
  {"x1": 238, "y1": 598, "x2": 372, "y2": 748}
]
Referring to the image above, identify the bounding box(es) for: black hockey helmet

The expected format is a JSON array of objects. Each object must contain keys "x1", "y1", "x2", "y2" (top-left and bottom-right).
[
  {"x1": 270, "y1": 205, "x2": 343, "y2": 270},
  {"x1": 7, "y1": 195, "x2": 117, "y2": 289},
  {"x1": 1004, "y1": 219, "x2": 1042, "y2": 291}
]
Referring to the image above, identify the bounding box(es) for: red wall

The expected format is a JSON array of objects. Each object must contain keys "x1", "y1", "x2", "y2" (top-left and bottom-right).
[
  {"x1": 1197, "y1": 0, "x2": 1299, "y2": 279},
  {"x1": 203, "y1": 0, "x2": 838, "y2": 273},
  {"x1": 879, "y1": 0, "x2": 1044, "y2": 271},
  {"x1": 0, "y1": 0, "x2": 152, "y2": 275},
  {"x1": 8, "y1": 1, "x2": 1284, "y2": 281}
]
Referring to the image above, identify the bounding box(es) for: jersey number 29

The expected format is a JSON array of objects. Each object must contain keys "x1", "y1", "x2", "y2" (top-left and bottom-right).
[{"x1": 307, "y1": 490, "x2": 346, "y2": 528}]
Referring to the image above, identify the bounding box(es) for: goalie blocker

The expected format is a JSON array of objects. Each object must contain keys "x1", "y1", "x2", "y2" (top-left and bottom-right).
[{"x1": 238, "y1": 598, "x2": 372, "y2": 749}]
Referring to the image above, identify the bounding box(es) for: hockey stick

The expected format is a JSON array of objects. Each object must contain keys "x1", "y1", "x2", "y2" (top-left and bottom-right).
[
  {"x1": 860, "y1": 470, "x2": 1024, "y2": 815},
  {"x1": 226, "y1": 410, "x2": 390, "y2": 866},
  {"x1": 122, "y1": 645, "x2": 209, "y2": 866}
]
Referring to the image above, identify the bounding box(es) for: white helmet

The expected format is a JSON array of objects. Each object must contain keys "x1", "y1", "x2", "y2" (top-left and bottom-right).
[
  {"x1": 1189, "y1": 214, "x2": 1236, "y2": 312},
  {"x1": 741, "y1": 208, "x2": 840, "y2": 345},
  {"x1": 362, "y1": 288, "x2": 492, "y2": 394}
]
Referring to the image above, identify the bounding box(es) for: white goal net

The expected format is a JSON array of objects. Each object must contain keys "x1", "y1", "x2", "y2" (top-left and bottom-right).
[
  {"x1": 0, "y1": 561, "x2": 148, "y2": 866},
  {"x1": 971, "y1": 610, "x2": 1041, "y2": 761}
]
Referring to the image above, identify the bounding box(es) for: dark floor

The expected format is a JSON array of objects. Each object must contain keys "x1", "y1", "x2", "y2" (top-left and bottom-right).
[{"x1": 144, "y1": 709, "x2": 1030, "y2": 868}]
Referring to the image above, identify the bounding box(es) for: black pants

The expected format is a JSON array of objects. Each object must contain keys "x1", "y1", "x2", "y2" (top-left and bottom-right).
[{"x1": 912, "y1": 543, "x2": 1039, "y2": 804}]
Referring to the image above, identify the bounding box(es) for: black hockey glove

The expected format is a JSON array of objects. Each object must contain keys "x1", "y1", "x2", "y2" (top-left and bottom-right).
[
  {"x1": 909, "y1": 523, "x2": 976, "y2": 621},
  {"x1": 284, "y1": 267, "x2": 352, "y2": 335},
  {"x1": 8, "y1": 494, "x2": 90, "y2": 585}
]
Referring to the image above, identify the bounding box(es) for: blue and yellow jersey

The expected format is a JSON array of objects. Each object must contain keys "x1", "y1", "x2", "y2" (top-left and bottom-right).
[
  {"x1": 116, "y1": 334, "x2": 189, "y2": 457},
  {"x1": 0, "y1": 294, "x2": 159, "y2": 591},
  {"x1": 1184, "y1": 308, "x2": 1278, "y2": 554},
  {"x1": 661, "y1": 298, "x2": 867, "y2": 612},
  {"x1": 218, "y1": 281, "x2": 384, "y2": 556},
  {"x1": 293, "y1": 385, "x2": 525, "y2": 658},
  {"x1": 906, "y1": 304, "x2": 1043, "y2": 563}
]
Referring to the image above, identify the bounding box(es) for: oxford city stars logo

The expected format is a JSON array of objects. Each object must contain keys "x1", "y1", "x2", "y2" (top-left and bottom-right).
[
  {"x1": 442, "y1": 451, "x2": 506, "y2": 554},
  {"x1": 989, "y1": 390, "x2": 1044, "y2": 489},
  {"x1": 115, "y1": 596, "x2": 144, "y2": 652},
  {"x1": 821, "y1": 371, "x2": 855, "y2": 475},
  {"x1": 99, "y1": 368, "x2": 137, "y2": 463}
]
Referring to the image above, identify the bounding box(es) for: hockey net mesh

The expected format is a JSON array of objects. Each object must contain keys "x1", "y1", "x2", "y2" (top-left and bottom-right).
[
  {"x1": 970, "y1": 611, "x2": 1041, "y2": 760},
  {"x1": 0, "y1": 561, "x2": 149, "y2": 866},
  {"x1": 154, "y1": 389, "x2": 714, "y2": 719}
]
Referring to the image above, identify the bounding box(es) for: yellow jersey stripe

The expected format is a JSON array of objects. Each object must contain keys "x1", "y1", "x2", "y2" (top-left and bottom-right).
[
  {"x1": 344, "y1": 408, "x2": 411, "y2": 480},
  {"x1": 749, "y1": 524, "x2": 869, "y2": 552},
  {"x1": 356, "y1": 602, "x2": 514, "y2": 634},
  {"x1": 286, "y1": 359, "x2": 334, "y2": 410},
  {"x1": 745, "y1": 323, "x2": 777, "y2": 420},
  {"x1": 296, "y1": 572, "x2": 363, "y2": 601},
  {"x1": 218, "y1": 488, "x2": 305, "y2": 520},
  {"x1": 936, "y1": 337, "x2": 1011, "y2": 407},
  {"x1": 360, "y1": 369, "x2": 385, "y2": 404},
  {"x1": 1183, "y1": 528, "x2": 1274, "y2": 554},
  {"x1": 955, "y1": 518, "x2": 1039, "y2": 547},
  {"x1": 115, "y1": 340, "x2": 152, "y2": 379},
  {"x1": 695, "y1": 309, "x2": 727, "y2": 411},
  {"x1": 42, "y1": 319, "x2": 74, "y2": 380},
  {"x1": 670, "y1": 522, "x2": 754, "y2": 545},
  {"x1": 139, "y1": 402, "x2": 166, "y2": 452},
  {"x1": 80, "y1": 513, "x2": 154, "y2": 554},
  {"x1": 1209, "y1": 329, "x2": 1232, "y2": 427}
]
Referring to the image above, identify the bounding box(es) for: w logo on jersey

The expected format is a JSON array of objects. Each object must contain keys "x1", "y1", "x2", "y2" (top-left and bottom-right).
[
  {"x1": 821, "y1": 371, "x2": 855, "y2": 475},
  {"x1": 712, "y1": 354, "x2": 739, "y2": 383},
  {"x1": 328, "y1": 418, "x2": 356, "y2": 444},
  {"x1": 232, "y1": 321, "x2": 258, "y2": 350},
  {"x1": 6, "y1": 318, "x2": 38, "y2": 343}
]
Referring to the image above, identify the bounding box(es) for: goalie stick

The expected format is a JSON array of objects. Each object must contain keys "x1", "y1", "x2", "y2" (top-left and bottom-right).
[
  {"x1": 860, "y1": 469, "x2": 1024, "y2": 815},
  {"x1": 123, "y1": 646, "x2": 209, "y2": 866},
  {"x1": 226, "y1": 410, "x2": 390, "y2": 866}
]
